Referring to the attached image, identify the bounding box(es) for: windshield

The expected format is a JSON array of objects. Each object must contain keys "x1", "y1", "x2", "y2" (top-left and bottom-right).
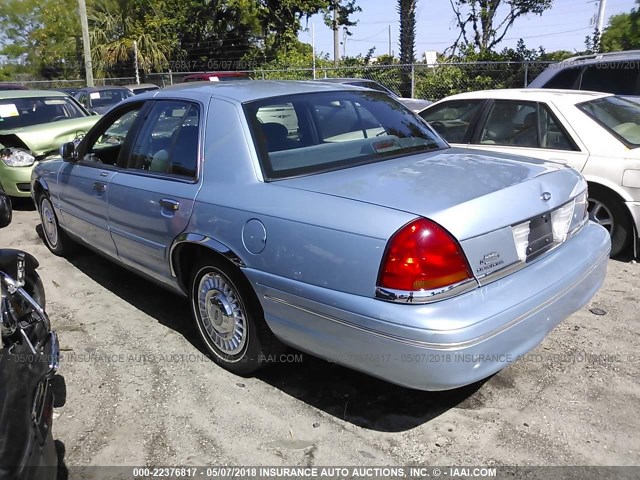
[
  {"x1": 577, "y1": 96, "x2": 640, "y2": 148},
  {"x1": 88, "y1": 89, "x2": 133, "y2": 108},
  {"x1": 0, "y1": 96, "x2": 87, "y2": 129},
  {"x1": 245, "y1": 91, "x2": 447, "y2": 180}
]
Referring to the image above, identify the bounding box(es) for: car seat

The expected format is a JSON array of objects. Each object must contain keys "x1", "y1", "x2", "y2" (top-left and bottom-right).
[{"x1": 260, "y1": 122, "x2": 296, "y2": 152}]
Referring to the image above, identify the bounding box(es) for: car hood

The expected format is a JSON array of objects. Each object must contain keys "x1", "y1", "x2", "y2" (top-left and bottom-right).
[
  {"x1": 277, "y1": 147, "x2": 585, "y2": 240},
  {"x1": 0, "y1": 116, "x2": 100, "y2": 157}
]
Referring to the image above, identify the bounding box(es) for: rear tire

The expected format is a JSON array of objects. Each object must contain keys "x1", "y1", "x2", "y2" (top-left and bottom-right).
[
  {"x1": 189, "y1": 256, "x2": 282, "y2": 375},
  {"x1": 588, "y1": 188, "x2": 631, "y2": 257},
  {"x1": 38, "y1": 195, "x2": 73, "y2": 256}
]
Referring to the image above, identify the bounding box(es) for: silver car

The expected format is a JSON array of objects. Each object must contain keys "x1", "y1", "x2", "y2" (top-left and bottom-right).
[{"x1": 31, "y1": 81, "x2": 610, "y2": 391}]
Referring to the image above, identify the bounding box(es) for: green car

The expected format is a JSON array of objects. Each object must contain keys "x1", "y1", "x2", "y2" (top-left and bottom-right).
[{"x1": 0, "y1": 90, "x2": 100, "y2": 197}]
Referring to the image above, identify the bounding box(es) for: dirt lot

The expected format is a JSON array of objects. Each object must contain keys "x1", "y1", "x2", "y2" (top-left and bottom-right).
[{"x1": 3, "y1": 205, "x2": 640, "y2": 471}]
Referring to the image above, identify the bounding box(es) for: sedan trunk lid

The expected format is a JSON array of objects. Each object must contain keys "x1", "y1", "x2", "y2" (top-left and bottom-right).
[{"x1": 277, "y1": 147, "x2": 585, "y2": 242}]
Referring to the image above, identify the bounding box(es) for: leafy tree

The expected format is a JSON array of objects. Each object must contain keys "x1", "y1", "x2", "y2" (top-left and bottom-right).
[
  {"x1": 398, "y1": 0, "x2": 417, "y2": 96},
  {"x1": 177, "y1": 0, "x2": 262, "y2": 69},
  {"x1": 449, "y1": 0, "x2": 553, "y2": 53},
  {"x1": 255, "y1": 0, "x2": 328, "y2": 55},
  {"x1": 322, "y1": 0, "x2": 362, "y2": 35},
  {"x1": 0, "y1": 0, "x2": 81, "y2": 79},
  {"x1": 600, "y1": 1, "x2": 640, "y2": 52}
]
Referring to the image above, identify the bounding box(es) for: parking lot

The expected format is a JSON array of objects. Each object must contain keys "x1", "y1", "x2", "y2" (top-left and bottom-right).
[{"x1": 4, "y1": 205, "x2": 640, "y2": 468}]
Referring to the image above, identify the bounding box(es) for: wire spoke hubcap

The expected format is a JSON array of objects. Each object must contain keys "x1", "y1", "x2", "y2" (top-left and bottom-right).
[
  {"x1": 197, "y1": 272, "x2": 246, "y2": 356},
  {"x1": 41, "y1": 201, "x2": 58, "y2": 247},
  {"x1": 588, "y1": 198, "x2": 614, "y2": 234}
]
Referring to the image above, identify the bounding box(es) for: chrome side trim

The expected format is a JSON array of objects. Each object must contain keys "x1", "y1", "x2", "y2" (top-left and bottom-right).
[
  {"x1": 375, "y1": 278, "x2": 478, "y2": 304},
  {"x1": 262, "y1": 249, "x2": 607, "y2": 351}
]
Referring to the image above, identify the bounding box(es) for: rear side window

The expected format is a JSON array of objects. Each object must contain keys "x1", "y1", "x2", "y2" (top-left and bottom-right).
[
  {"x1": 580, "y1": 64, "x2": 640, "y2": 95},
  {"x1": 479, "y1": 101, "x2": 538, "y2": 146},
  {"x1": 544, "y1": 67, "x2": 582, "y2": 89},
  {"x1": 478, "y1": 100, "x2": 576, "y2": 151},
  {"x1": 419, "y1": 100, "x2": 483, "y2": 143}
]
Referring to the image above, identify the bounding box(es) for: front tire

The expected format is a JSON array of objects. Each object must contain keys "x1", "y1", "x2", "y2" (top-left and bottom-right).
[
  {"x1": 588, "y1": 189, "x2": 631, "y2": 257},
  {"x1": 190, "y1": 257, "x2": 281, "y2": 375},
  {"x1": 38, "y1": 195, "x2": 73, "y2": 256},
  {"x1": 24, "y1": 271, "x2": 46, "y2": 309}
]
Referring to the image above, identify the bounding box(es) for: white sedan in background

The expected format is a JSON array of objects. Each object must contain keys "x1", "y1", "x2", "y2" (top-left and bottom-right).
[{"x1": 419, "y1": 89, "x2": 640, "y2": 256}]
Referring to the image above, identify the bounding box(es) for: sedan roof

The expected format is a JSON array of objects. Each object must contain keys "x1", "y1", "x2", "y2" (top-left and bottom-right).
[
  {"x1": 433, "y1": 88, "x2": 611, "y2": 105},
  {"x1": 157, "y1": 80, "x2": 365, "y2": 103},
  {"x1": 77, "y1": 85, "x2": 132, "y2": 92},
  {"x1": 0, "y1": 89, "x2": 69, "y2": 99}
]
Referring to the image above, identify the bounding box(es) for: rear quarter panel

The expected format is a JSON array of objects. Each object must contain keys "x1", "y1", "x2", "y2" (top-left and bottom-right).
[{"x1": 188, "y1": 97, "x2": 416, "y2": 297}]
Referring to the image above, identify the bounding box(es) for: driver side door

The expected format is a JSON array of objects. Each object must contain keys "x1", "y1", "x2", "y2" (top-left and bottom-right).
[{"x1": 56, "y1": 101, "x2": 148, "y2": 256}]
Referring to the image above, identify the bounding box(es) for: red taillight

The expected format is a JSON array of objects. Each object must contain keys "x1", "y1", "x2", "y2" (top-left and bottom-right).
[{"x1": 378, "y1": 218, "x2": 472, "y2": 291}]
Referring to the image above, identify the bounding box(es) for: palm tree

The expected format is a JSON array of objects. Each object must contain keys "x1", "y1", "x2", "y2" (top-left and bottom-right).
[
  {"x1": 398, "y1": 0, "x2": 417, "y2": 97},
  {"x1": 89, "y1": 0, "x2": 171, "y2": 77}
]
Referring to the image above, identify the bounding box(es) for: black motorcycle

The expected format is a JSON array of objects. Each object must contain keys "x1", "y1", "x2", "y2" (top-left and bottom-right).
[{"x1": 0, "y1": 191, "x2": 64, "y2": 480}]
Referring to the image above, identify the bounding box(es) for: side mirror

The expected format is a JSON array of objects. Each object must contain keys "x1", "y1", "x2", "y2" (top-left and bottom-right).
[
  {"x1": 60, "y1": 142, "x2": 76, "y2": 161},
  {"x1": 91, "y1": 111, "x2": 99, "y2": 116},
  {"x1": 0, "y1": 191, "x2": 12, "y2": 228}
]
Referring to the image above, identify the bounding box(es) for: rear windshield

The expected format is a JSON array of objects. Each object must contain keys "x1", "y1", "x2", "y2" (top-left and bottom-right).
[
  {"x1": 577, "y1": 96, "x2": 640, "y2": 148},
  {"x1": 0, "y1": 96, "x2": 87, "y2": 129},
  {"x1": 244, "y1": 91, "x2": 447, "y2": 179},
  {"x1": 88, "y1": 89, "x2": 132, "y2": 108}
]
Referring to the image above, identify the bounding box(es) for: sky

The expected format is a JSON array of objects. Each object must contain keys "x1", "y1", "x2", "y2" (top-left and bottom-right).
[{"x1": 299, "y1": 0, "x2": 638, "y2": 59}]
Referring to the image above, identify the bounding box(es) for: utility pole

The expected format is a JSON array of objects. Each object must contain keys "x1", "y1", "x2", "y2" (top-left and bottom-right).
[
  {"x1": 77, "y1": 0, "x2": 93, "y2": 87},
  {"x1": 312, "y1": 23, "x2": 316, "y2": 79},
  {"x1": 596, "y1": 0, "x2": 607, "y2": 42},
  {"x1": 388, "y1": 25, "x2": 392, "y2": 57},
  {"x1": 333, "y1": 0, "x2": 340, "y2": 66},
  {"x1": 133, "y1": 40, "x2": 140, "y2": 85},
  {"x1": 343, "y1": 28, "x2": 348, "y2": 59}
]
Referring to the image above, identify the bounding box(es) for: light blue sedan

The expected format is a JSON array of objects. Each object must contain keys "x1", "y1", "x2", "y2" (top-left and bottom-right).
[{"x1": 31, "y1": 81, "x2": 610, "y2": 391}]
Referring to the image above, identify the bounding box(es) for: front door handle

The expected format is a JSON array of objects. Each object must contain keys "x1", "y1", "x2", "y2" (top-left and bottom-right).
[
  {"x1": 93, "y1": 182, "x2": 107, "y2": 193},
  {"x1": 159, "y1": 198, "x2": 180, "y2": 211}
]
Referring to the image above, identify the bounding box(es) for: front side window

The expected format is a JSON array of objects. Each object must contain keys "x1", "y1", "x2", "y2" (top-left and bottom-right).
[
  {"x1": 244, "y1": 91, "x2": 447, "y2": 180},
  {"x1": 81, "y1": 104, "x2": 144, "y2": 165},
  {"x1": 420, "y1": 100, "x2": 483, "y2": 143},
  {"x1": 577, "y1": 96, "x2": 640, "y2": 147},
  {"x1": 128, "y1": 101, "x2": 200, "y2": 178},
  {"x1": 0, "y1": 96, "x2": 87, "y2": 129}
]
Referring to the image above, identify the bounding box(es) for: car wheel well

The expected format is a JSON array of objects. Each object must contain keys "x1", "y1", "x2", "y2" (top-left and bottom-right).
[
  {"x1": 587, "y1": 181, "x2": 635, "y2": 256},
  {"x1": 173, "y1": 243, "x2": 242, "y2": 294},
  {"x1": 32, "y1": 182, "x2": 46, "y2": 208},
  {"x1": 587, "y1": 182, "x2": 632, "y2": 222}
]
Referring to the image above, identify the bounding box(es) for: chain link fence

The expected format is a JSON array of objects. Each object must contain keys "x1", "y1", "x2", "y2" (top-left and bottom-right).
[{"x1": 1, "y1": 61, "x2": 555, "y2": 101}]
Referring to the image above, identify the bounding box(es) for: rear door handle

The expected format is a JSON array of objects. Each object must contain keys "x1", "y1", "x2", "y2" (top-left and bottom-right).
[
  {"x1": 159, "y1": 198, "x2": 180, "y2": 211},
  {"x1": 93, "y1": 182, "x2": 107, "y2": 193}
]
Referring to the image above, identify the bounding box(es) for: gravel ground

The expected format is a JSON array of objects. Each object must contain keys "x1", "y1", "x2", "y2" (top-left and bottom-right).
[{"x1": 3, "y1": 205, "x2": 639, "y2": 473}]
